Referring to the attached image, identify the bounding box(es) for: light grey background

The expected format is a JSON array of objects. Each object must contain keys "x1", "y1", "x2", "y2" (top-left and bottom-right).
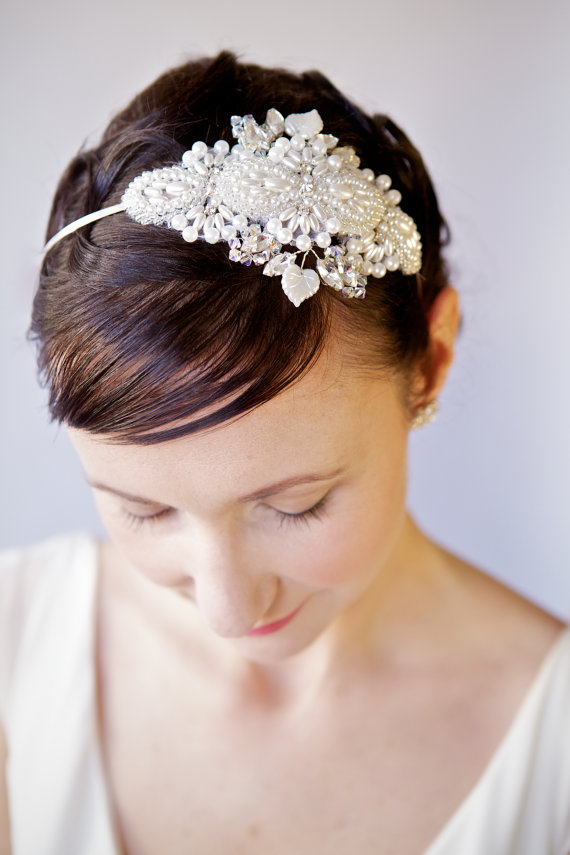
[{"x1": 1, "y1": 0, "x2": 569, "y2": 617}]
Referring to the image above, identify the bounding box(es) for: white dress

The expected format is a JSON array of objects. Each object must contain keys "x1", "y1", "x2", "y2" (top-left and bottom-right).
[{"x1": 1, "y1": 532, "x2": 569, "y2": 855}]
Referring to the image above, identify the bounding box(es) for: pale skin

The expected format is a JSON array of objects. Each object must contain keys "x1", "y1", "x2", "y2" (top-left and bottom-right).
[{"x1": 0, "y1": 288, "x2": 563, "y2": 855}]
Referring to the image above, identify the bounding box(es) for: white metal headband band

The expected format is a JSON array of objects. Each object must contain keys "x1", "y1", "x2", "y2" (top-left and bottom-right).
[{"x1": 43, "y1": 108, "x2": 422, "y2": 307}]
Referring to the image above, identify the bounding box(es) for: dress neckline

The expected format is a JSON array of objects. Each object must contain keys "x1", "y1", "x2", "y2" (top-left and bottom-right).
[
  {"x1": 89, "y1": 536, "x2": 127, "y2": 855},
  {"x1": 423, "y1": 622, "x2": 569, "y2": 853},
  {"x1": 85, "y1": 533, "x2": 569, "y2": 855}
]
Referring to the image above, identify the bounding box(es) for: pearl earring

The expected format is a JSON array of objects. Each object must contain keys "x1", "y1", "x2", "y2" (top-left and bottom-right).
[{"x1": 411, "y1": 400, "x2": 439, "y2": 430}]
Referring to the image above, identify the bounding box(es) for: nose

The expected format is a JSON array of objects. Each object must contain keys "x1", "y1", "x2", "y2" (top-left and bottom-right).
[{"x1": 187, "y1": 524, "x2": 277, "y2": 638}]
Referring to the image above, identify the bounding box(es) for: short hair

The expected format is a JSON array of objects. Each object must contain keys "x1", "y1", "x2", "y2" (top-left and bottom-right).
[{"x1": 31, "y1": 51, "x2": 449, "y2": 444}]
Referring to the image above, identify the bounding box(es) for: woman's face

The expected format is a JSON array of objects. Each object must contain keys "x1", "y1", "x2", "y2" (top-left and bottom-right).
[{"x1": 69, "y1": 344, "x2": 412, "y2": 663}]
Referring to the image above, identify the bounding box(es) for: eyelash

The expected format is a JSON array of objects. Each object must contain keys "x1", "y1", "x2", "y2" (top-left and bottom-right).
[
  {"x1": 121, "y1": 496, "x2": 330, "y2": 531},
  {"x1": 275, "y1": 495, "x2": 329, "y2": 528},
  {"x1": 121, "y1": 507, "x2": 172, "y2": 531}
]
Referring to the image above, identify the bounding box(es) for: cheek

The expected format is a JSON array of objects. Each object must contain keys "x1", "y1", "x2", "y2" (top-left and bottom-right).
[
  {"x1": 95, "y1": 498, "x2": 187, "y2": 588},
  {"x1": 281, "y1": 473, "x2": 407, "y2": 590},
  {"x1": 124, "y1": 540, "x2": 186, "y2": 587}
]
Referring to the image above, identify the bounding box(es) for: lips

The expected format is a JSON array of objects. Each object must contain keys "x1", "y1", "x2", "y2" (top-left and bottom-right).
[{"x1": 247, "y1": 602, "x2": 305, "y2": 636}]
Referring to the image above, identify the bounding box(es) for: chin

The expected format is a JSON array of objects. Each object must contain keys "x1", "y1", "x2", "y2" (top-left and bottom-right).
[{"x1": 230, "y1": 624, "x2": 325, "y2": 664}]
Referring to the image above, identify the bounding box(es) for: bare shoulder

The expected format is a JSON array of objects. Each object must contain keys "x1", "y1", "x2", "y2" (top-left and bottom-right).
[
  {"x1": 436, "y1": 543, "x2": 565, "y2": 671},
  {"x1": 0, "y1": 722, "x2": 11, "y2": 855}
]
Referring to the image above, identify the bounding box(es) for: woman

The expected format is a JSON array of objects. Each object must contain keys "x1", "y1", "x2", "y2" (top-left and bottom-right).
[{"x1": 1, "y1": 52, "x2": 568, "y2": 855}]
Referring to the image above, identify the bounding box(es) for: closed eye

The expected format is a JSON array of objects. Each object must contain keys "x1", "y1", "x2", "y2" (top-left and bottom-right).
[
  {"x1": 273, "y1": 494, "x2": 329, "y2": 528},
  {"x1": 120, "y1": 507, "x2": 172, "y2": 531}
]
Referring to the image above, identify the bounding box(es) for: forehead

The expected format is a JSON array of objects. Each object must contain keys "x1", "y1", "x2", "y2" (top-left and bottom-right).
[{"x1": 69, "y1": 346, "x2": 403, "y2": 502}]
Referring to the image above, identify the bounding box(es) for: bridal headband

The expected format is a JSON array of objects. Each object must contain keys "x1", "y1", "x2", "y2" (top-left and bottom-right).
[{"x1": 43, "y1": 108, "x2": 422, "y2": 307}]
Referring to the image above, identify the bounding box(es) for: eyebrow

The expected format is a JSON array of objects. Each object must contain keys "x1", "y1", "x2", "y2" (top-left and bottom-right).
[{"x1": 86, "y1": 468, "x2": 344, "y2": 507}]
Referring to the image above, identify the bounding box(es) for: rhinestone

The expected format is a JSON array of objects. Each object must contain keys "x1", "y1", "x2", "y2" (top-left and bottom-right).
[
  {"x1": 264, "y1": 252, "x2": 294, "y2": 276},
  {"x1": 229, "y1": 244, "x2": 242, "y2": 262},
  {"x1": 316, "y1": 258, "x2": 343, "y2": 290}
]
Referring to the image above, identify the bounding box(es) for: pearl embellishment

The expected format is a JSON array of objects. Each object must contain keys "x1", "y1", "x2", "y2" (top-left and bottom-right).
[{"x1": 114, "y1": 107, "x2": 422, "y2": 307}]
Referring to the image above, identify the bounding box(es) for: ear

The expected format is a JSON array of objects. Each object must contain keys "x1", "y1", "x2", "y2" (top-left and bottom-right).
[{"x1": 415, "y1": 286, "x2": 460, "y2": 403}]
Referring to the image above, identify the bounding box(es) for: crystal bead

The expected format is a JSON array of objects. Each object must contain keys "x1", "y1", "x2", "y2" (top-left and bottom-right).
[
  {"x1": 265, "y1": 108, "x2": 285, "y2": 135},
  {"x1": 316, "y1": 257, "x2": 343, "y2": 290},
  {"x1": 229, "y1": 241, "x2": 243, "y2": 262},
  {"x1": 263, "y1": 252, "x2": 294, "y2": 276},
  {"x1": 341, "y1": 285, "x2": 366, "y2": 299}
]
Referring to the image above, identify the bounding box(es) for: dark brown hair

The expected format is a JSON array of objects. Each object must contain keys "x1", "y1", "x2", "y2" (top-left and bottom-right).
[{"x1": 31, "y1": 51, "x2": 449, "y2": 444}]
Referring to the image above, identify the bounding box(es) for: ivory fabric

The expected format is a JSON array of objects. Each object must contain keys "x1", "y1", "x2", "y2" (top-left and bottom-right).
[{"x1": 1, "y1": 532, "x2": 569, "y2": 855}]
